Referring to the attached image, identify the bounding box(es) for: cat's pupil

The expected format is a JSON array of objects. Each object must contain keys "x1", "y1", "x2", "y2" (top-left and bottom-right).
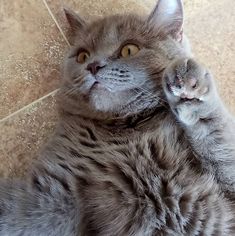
[{"x1": 128, "y1": 48, "x2": 131, "y2": 55}]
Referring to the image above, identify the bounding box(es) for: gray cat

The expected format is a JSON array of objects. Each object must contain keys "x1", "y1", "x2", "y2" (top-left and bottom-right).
[{"x1": 0, "y1": 0, "x2": 235, "y2": 235}]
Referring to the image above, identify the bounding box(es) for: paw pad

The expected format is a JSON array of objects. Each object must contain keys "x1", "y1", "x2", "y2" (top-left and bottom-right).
[{"x1": 164, "y1": 58, "x2": 212, "y2": 101}]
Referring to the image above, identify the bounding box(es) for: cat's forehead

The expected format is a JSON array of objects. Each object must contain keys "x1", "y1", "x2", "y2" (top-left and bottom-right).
[{"x1": 78, "y1": 15, "x2": 155, "y2": 52}]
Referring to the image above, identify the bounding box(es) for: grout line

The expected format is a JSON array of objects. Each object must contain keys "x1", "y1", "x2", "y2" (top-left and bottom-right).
[
  {"x1": 0, "y1": 89, "x2": 59, "y2": 124},
  {"x1": 0, "y1": 1, "x2": 70, "y2": 124},
  {"x1": 42, "y1": 0, "x2": 71, "y2": 47}
]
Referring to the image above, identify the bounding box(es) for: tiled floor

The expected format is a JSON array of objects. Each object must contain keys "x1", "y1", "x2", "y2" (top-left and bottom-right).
[{"x1": 0, "y1": 0, "x2": 234, "y2": 177}]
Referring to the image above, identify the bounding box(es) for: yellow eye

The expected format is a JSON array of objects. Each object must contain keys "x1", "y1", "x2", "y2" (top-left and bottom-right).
[
  {"x1": 120, "y1": 44, "x2": 140, "y2": 58},
  {"x1": 77, "y1": 50, "x2": 90, "y2": 63}
]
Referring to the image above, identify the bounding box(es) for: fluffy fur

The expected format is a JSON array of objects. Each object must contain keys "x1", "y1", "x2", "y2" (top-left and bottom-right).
[{"x1": 0, "y1": 0, "x2": 235, "y2": 235}]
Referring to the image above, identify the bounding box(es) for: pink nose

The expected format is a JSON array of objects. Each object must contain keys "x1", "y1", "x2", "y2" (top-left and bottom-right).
[{"x1": 86, "y1": 61, "x2": 105, "y2": 75}]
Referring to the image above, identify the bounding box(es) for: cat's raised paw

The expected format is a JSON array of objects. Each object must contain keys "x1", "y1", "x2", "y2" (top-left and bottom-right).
[{"x1": 163, "y1": 58, "x2": 213, "y2": 104}]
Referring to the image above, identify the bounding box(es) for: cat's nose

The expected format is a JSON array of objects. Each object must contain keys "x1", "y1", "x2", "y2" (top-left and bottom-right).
[{"x1": 86, "y1": 61, "x2": 105, "y2": 75}]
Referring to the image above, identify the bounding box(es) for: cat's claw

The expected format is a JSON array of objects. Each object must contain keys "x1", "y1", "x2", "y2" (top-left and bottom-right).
[
  {"x1": 163, "y1": 58, "x2": 213, "y2": 103},
  {"x1": 163, "y1": 58, "x2": 217, "y2": 125}
]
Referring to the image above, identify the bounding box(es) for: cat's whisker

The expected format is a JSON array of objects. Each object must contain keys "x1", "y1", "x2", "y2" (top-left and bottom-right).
[
  {"x1": 74, "y1": 76, "x2": 83, "y2": 84},
  {"x1": 127, "y1": 82, "x2": 168, "y2": 109},
  {"x1": 64, "y1": 87, "x2": 79, "y2": 97}
]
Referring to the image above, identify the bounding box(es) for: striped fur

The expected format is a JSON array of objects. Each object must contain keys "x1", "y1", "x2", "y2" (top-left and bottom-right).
[{"x1": 0, "y1": 0, "x2": 235, "y2": 235}]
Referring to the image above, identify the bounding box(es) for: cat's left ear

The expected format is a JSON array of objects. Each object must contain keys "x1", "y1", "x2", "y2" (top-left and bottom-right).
[
  {"x1": 64, "y1": 8, "x2": 87, "y2": 32},
  {"x1": 148, "y1": 0, "x2": 184, "y2": 42}
]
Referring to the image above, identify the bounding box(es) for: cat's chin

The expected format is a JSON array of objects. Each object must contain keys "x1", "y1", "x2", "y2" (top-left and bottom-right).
[
  {"x1": 89, "y1": 92, "x2": 119, "y2": 113},
  {"x1": 87, "y1": 87, "x2": 129, "y2": 116}
]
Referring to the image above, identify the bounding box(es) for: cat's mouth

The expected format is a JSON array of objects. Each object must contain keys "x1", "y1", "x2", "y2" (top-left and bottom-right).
[
  {"x1": 90, "y1": 81, "x2": 100, "y2": 89},
  {"x1": 89, "y1": 81, "x2": 103, "y2": 92},
  {"x1": 89, "y1": 76, "x2": 117, "y2": 93},
  {"x1": 89, "y1": 80, "x2": 112, "y2": 93}
]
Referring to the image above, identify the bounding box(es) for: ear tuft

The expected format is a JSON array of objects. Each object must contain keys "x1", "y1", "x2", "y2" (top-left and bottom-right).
[
  {"x1": 148, "y1": 0, "x2": 184, "y2": 42},
  {"x1": 63, "y1": 7, "x2": 86, "y2": 31}
]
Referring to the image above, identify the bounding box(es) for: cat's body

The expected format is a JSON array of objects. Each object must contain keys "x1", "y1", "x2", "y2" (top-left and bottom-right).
[
  {"x1": 1, "y1": 107, "x2": 234, "y2": 236},
  {"x1": 1, "y1": 0, "x2": 235, "y2": 235}
]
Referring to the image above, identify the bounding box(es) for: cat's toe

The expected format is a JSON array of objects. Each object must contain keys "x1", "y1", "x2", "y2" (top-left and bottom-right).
[{"x1": 163, "y1": 58, "x2": 212, "y2": 103}]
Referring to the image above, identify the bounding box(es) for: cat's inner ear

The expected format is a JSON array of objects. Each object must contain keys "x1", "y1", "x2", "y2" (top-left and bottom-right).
[
  {"x1": 148, "y1": 0, "x2": 184, "y2": 42},
  {"x1": 64, "y1": 8, "x2": 86, "y2": 31}
]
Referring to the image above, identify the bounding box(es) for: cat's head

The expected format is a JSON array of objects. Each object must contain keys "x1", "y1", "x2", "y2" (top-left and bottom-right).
[{"x1": 60, "y1": 0, "x2": 191, "y2": 120}]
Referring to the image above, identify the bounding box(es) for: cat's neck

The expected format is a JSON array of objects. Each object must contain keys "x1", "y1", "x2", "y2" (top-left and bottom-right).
[
  {"x1": 97, "y1": 105, "x2": 167, "y2": 129},
  {"x1": 59, "y1": 104, "x2": 171, "y2": 140}
]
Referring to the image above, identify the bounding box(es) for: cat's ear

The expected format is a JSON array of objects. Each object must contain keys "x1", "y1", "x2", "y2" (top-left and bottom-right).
[
  {"x1": 148, "y1": 0, "x2": 184, "y2": 42},
  {"x1": 64, "y1": 8, "x2": 87, "y2": 32}
]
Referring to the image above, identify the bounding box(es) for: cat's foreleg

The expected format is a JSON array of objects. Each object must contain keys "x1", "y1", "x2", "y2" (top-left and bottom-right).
[{"x1": 163, "y1": 58, "x2": 235, "y2": 190}]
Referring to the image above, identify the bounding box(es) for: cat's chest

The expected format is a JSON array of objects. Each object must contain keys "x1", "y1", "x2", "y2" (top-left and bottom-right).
[
  {"x1": 74, "y1": 127, "x2": 195, "y2": 190},
  {"x1": 71, "y1": 129, "x2": 209, "y2": 235}
]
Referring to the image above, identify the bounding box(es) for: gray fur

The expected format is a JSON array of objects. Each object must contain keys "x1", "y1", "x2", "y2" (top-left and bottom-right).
[{"x1": 0, "y1": 0, "x2": 234, "y2": 235}]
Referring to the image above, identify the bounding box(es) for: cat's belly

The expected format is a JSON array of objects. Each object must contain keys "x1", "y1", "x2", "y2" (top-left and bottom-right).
[{"x1": 70, "y1": 137, "x2": 231, "y2": 236}]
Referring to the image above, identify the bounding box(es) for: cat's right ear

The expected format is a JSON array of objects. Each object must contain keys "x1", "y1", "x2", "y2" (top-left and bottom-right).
[
  {"x1": 64, "y1": 8, "x2": 87, "y2": 32},
  {"x1": 148, "y1": 0, "x2": 184, "y2": 42}
]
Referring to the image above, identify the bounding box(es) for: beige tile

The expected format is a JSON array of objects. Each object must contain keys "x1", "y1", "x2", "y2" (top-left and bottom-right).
[
  {"x1": 0, "y1": 0, "x2": 67, "y2": 119},
  {"x1": 0, "y1": 94, "x2": 58, "y2": 178},
  {"x1": 45, "y1": 0, "x2": 153, "y2": 38},
  {"x1": 63, "y1": 0, "x2": 151, "y2": 16},
  {"x1": 185, "y1": 0, "x2": 235, "y2": 114}
]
